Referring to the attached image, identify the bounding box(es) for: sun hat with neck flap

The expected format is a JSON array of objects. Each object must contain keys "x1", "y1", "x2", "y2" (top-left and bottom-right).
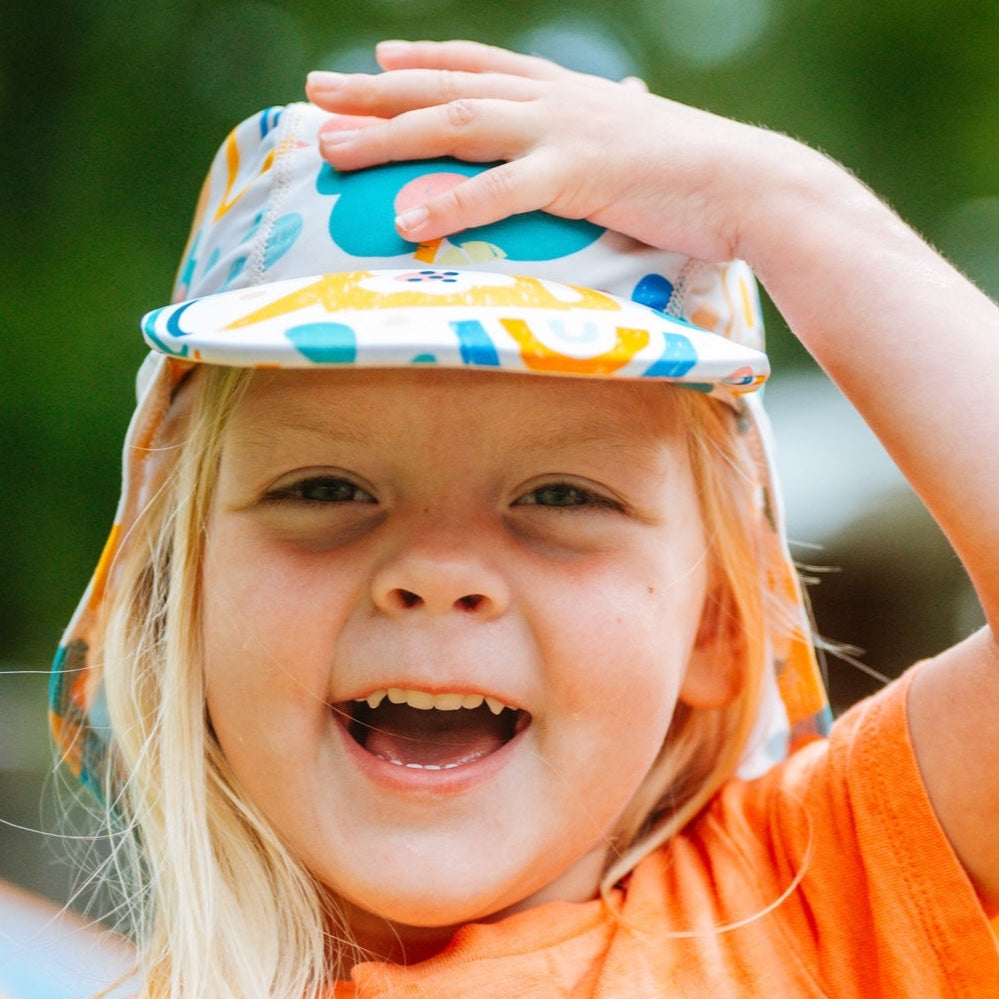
[{"x1": 49, "y1": 101, "x2": 831, "y2": 800}]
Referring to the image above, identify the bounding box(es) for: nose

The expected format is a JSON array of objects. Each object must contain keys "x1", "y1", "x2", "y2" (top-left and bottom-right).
[{"x1": 370, "y1": 545, "x2": 510, "y2": 619}]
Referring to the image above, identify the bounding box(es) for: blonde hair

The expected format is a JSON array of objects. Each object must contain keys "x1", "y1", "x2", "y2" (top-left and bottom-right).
[
  {"x1": 94, "y1": 367, "x2": 794, "y2": 995},
  {"x1": 602, "y1": 388, "x2": 771, "y2": 892},
  {"x1": 100, "y1": 368, "x2": 354, "y2": 997}
]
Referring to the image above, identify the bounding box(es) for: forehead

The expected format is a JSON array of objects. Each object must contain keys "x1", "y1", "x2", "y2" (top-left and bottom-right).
[{"x1": 227, "y1": 367, "x2": 687, "y2": 446}]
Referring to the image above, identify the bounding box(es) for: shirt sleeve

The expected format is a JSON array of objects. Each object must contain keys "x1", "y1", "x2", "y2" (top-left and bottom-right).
[{"x1": 701, "y1": 666, "x2": 999, "y2": 997}]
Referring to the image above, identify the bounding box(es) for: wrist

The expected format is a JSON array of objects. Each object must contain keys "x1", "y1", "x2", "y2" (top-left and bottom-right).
[{"x1": 730, "y1": 130, "x2": 859, "y2": 273}]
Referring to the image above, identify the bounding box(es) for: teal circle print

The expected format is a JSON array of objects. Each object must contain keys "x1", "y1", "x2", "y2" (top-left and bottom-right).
[{"x1": 316, "y1": 158, "x2": 604, "y2": 260}]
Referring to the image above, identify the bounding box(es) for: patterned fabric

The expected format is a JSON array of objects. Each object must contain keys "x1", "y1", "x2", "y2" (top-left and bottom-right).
[
  {"x1": 50, "y1": 102, "x2": 831, "y2": 796},
  {"x1": 142, "y1": 269, "x2": 768, "y2": 392}
]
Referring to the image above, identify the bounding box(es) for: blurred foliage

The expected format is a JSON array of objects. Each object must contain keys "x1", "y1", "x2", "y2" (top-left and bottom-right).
[{"x1": 2, "y1": 0, "x2": 998, "y2": 675}]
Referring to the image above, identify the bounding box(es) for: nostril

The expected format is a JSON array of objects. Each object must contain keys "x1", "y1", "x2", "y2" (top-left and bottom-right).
[
  {"x1": 385, "y1": 589, "x2": 488, "y2": 612},
  {"x1": 397, "y1": 589, "x2": 422, "y2": 609}
]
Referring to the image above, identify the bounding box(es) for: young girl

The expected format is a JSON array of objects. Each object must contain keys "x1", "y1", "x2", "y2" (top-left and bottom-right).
[{"x1": 50, "y1": 39, "x2": 999, "y2": 997}]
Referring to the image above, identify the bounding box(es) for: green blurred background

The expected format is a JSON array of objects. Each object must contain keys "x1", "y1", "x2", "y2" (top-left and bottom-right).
[{"x1": 1, "y1": 0, "x2": 995, "y2": 906}]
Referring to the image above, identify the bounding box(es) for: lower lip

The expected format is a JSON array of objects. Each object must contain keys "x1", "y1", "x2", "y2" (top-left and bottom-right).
[{"x1": 331, "y1": 709, "x2": 528, "y2": 796}]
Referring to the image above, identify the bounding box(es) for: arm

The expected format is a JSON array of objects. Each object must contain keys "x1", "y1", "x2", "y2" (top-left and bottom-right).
[{"x1": 306, "y1": 40, "x2": 999, "y2": 911}]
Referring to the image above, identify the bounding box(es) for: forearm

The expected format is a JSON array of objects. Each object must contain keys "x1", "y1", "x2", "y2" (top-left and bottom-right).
[{"x1": 735, "y1": 135, "x2": 999, "y2": 628}]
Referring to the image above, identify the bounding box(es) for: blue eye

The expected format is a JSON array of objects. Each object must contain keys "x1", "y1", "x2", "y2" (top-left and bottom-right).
[{"x1": 270, "y1": 476, "x2": 376, "y2": 505}]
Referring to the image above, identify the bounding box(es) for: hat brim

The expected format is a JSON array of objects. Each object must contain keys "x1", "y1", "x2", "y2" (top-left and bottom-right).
[{"x1": 142, "y1": 269, "x2": 767, "y2": 394}]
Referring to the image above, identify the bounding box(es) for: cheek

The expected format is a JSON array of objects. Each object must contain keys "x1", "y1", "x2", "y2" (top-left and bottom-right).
[
  {"x1": 202, "y1": 519, "x2": 351, "y2": 673},
  {"x1": 542, "y1": 549, "x2": 705, "y2": 688},
  {"x1": 199, "y1": 525, "x2": 351, "y2": 759},
  {"x1": 533, "y1": 552, "x2": 707, "y2": 770}
]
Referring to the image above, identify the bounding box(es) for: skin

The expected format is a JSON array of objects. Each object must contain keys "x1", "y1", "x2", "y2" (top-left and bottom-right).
[
  {"x1": 202, "y1": 368, "x2": 735, "y2": 961},
  {"x1": 304, "y1": 40, "x2": 999, "y2": 913}
]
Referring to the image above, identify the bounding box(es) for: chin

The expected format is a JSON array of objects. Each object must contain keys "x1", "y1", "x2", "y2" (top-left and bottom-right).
[
  {"x1": 333, "y1": 843, "x2": 606, "y2": 944},
  {"x1": 348, "y1": 878, "x2": 524, "y2": 930}
]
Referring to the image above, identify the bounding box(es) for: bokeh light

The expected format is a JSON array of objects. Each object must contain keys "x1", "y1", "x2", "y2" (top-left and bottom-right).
[
  {"x1": 641, "y1": 0, "x2": 773, "y2": 65},
  {"x1": 514, "y1": 17, "x2": 640, "y2": 79}
]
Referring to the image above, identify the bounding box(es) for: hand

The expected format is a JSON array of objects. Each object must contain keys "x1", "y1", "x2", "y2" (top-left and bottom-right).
[{"x1": 305, "y1": 39, "x2": 792, "y2": 263}]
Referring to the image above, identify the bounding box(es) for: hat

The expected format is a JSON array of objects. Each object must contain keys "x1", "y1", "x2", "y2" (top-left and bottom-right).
[{"x1": 50, "y1": 102, "x2": 830, "y2": 798}]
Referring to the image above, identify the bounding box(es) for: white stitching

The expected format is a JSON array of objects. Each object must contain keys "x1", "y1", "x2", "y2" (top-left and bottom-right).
[{"x1": 247, "y1": 105, "x2": 300, "y2": 286}]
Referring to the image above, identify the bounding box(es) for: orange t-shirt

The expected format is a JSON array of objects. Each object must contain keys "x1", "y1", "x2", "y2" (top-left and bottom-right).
[{"x1": 333, "y1": 669, "x2": 999, "y2": 997}]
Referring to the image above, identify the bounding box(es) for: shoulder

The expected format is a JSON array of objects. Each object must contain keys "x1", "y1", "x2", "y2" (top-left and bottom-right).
[
  {"x1": 906, "y1": 627, "x2": 999, "y2": 912},
  {"x1": 640, "y1": 668, "x2": 999, "y2": 994}
]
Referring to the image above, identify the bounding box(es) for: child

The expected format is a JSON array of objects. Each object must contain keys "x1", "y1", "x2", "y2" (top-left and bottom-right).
[{"x1": 50, "y1": 39, "x2": 999, "y2": 997}]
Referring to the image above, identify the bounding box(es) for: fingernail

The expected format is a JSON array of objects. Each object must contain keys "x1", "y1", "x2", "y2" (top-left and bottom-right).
[
  {"x1": 307, "y1": 71, "x2": 344, "y2": 96},
  {"x1": 396, "y1": 205, "x2": 429, "y2": 234},
  {"x1": 376, "y1": 39, "x2": 409, "y2": 54}
]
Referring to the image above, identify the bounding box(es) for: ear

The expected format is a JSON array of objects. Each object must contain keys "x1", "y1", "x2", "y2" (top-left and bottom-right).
[{"x1": 679, "y1": 581, "x2": 745, "y2": 710}]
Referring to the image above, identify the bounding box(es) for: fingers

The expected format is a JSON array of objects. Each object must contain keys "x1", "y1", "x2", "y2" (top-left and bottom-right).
[
  {"x1": 316, "y1": 95, "x2": 542, "y2": 173},
  {"x1": 307, "y1": 66, "x2": 538, "y2": 119},
  {"x1": 373, "y1": 39, "x2": 565, "y2": 81},
  {"x1": 620, "y1": 76, "x2": 649, "y2": 92},
  {"x1": 303, "y1": 41, "x2": 664, "y2": 245},
  {"x1": 394, "y1": 158, "x2": 561, "y2": 242}
]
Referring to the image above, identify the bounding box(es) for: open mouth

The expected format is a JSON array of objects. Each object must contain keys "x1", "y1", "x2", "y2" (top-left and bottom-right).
[{"x1": 339, "y1": 688, "x2": 530, "y2": 770}]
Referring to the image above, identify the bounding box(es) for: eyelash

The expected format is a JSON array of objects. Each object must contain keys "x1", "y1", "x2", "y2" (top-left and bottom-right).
[
  {"x1": 515, "y1": 482, "x2": 624, "y2": 512},
  {"x1": 264, "y1": 477, "x2": 623, "y2": 513},
  {"x1": 265, "y1": 475, "x2": 376, "y2": 505}
]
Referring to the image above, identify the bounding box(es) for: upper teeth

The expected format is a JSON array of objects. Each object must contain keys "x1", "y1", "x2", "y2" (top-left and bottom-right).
[{"x1": 357, "y1": 688, "x2": 511, "y2": 715}]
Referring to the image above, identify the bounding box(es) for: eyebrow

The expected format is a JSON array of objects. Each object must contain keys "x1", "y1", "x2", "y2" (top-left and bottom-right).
[
  {"x1": 228, "y1": 389, "x2": 681, "y2": 471},
  {"x1": 227, "y1": 408, "x2": 396, "y2": 453},
  {"x1": 508, "y1": 417, "x2": 677, "y2": 474}
]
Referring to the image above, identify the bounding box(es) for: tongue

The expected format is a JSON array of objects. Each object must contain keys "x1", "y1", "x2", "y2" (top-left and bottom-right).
[{"x1": 361, "y1": 703, "x2": 512, "y2": 768}]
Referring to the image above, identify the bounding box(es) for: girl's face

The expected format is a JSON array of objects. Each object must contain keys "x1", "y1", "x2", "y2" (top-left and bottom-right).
[{"x1": 203, "y1": 367, "x2": 726, "y2": 958}]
